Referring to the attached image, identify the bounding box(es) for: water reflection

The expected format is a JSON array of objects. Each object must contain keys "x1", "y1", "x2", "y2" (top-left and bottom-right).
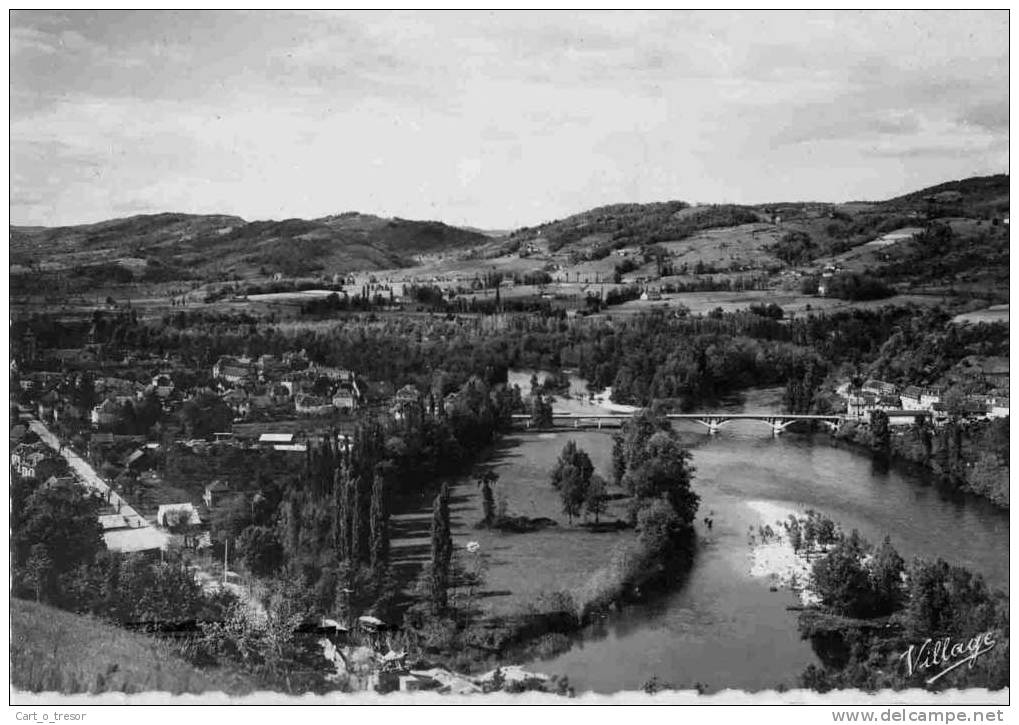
[{"x1": 519, "y1": 384, "x2": 1008, "y2": 693}]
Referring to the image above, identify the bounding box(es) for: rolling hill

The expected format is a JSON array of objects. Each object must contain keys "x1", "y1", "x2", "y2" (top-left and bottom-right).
[
  {"x1": 10, "y1": 210, "x2": 491, "y2": 279},
  {"x1": 9, "y1": 174, "x2": 1008, "y2": 296}
]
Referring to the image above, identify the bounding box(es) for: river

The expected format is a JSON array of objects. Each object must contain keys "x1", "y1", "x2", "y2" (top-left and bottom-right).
[{"x1": 506, "y1": 378, "x2": 1009, "y2": 693}]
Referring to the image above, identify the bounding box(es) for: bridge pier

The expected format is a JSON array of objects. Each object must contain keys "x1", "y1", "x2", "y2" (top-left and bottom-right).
[{"x1": 695, "y1": 417, "x2": 723, "y2": 435}]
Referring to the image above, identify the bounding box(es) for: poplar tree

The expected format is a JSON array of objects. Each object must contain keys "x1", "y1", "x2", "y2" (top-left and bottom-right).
[
  {"x1": 350, "y1": 477, "x2": 364, "y2": 564},
  {"x1": 430, "y1": 482, "x2": 453, "y2": 614},
  {"x1": 337, "y1": 469, "x2": 352, "y2": 563},
  {"x1": 369, "y1": 469, "x2": 389, "y2": 572}
]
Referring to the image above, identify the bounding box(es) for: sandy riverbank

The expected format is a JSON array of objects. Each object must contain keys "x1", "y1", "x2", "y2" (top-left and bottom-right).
[{"x1": 745, "y1": 500, "x2": 823, "y2": 606}]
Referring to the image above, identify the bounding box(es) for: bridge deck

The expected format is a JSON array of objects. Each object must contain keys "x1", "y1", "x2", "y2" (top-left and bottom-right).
[{"x1": 510, "y1": 410, "x2": 925, "y2": 421}]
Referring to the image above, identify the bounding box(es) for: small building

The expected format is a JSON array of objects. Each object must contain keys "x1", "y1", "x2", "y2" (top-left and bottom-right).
[
  {"x1": 203, "y1": 479, "x2": 243, "y2": 509},
  {"x1": 156, "y1": 503, "x2": 202, "y2": 529},
  {"x1": 90, "y1": 398, "x2": 123, "y2": 428},
  {"x1": 309, "y1": 365, "x2": 356, "y2": 384},
  {"x1": 919, "y1": 387, "x2": 944, "y2": 409},
  {"x1": 257, "y1": 355, "x2": 287, "y2": 379},
  {"x1": 899, "y1": 385, "x2": 941, "y2": 411},
  {"x1": 213, "y1": 356, "x2": 254, "y2": 384},
  {"x1": 122, "y1": 448, "x2": 148, "y2": 470},
  {"x1": 332, "y1": 390, "x2": 357, "y2": 413},
  {"x1": 899, "y1": 385, "x2": 923, "y2": 410},
  {"x1": 861, "y1": 379, "x2": 898, "y2": 397},
  {"x1": 258, "y1": 433, "x2": 295, "y2": 447}
]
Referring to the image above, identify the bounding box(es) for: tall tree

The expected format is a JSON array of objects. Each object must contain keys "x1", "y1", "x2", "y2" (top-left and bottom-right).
[
  {"x1": 350, "y1": 477, "x2": 364, "y2": 564},
  {"x1": 913, "y1": 415, "x2": 933, "y2": 463},
  {"x1": 870, "y1": 409, "x2": 891, "y2": 455},
  {"x1": 336, "y1": 464, "x2": 352, "y2": 562},
  {"x1": 585, "y1": 474, "x2": 608, "y2": 524},
  {"x1": 476, "y1": 469, "x2": 498, "y2": 526},
  {"x1": 557, "y1": 463, "x2": 587, "y2": 524},
  {"x1": 430, "y1": 482, "x2": 453, "y2": 614},
  {"x1": 369, "y1": 468, "x2": 389, "y2": 572},
  {"x1": 551, "y1": 441, "x2": 594, "y2": 490}
]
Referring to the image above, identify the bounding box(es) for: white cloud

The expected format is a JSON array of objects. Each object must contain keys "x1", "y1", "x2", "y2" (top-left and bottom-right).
[{"x1": 9, "y1": 10, "x2": 1009, "y2": 227}]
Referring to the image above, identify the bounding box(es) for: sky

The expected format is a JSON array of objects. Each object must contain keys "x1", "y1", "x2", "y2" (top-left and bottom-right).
[{"x1": 10, "y1": 10, "x2": 1010, "y2": 229}]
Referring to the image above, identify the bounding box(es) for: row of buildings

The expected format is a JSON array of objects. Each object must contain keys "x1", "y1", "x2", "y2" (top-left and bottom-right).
[{"x1": 841, "y1": 379, "x2": 1009, "y2": 422}]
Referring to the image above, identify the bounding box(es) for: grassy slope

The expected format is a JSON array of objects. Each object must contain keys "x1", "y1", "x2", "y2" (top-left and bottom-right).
[{"x1": 10, "y1": 598, "x2": 255, "y2": 695}]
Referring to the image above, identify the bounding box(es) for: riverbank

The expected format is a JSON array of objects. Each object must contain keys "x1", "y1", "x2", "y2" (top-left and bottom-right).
[
  {"x1": 834, "y1": 420, "x2": 1009, "y2": 509},
  {"x1": 746, "y1": 501, "x2": 823, "y2": 606}
]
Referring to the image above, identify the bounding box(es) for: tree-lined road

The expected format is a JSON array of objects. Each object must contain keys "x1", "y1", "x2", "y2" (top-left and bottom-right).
[{"x1": 26, "y1": 417, "x2": 169, "y2": 552}]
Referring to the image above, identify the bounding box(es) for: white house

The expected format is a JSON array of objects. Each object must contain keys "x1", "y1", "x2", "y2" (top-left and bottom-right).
[{"x1": 156, "y1": 503, "x2": 202, "y2": 529}]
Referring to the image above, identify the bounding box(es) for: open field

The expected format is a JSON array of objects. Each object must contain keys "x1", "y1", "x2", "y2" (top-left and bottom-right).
[
  {"x1": 244, "y1": 289, "x2": 343, "y2": 302},
  {"x1": 655, "y1": 222, "x2": 785, "y2": 269},
  {"x1": 952, "y1": 304, "x2": 1010, "y2": 325},
  {"x1": 608, "y1": 290, "x2": 950, "y2": 316},
  {"x1": 390, "y1": 430, "x2": 634, "y2": 617},
  {"x1": 231, "y1": 417, "x2": 358, "y2": 438}
]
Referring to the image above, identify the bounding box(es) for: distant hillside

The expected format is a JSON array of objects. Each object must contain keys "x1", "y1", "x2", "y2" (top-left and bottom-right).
[
  {"x1": 10, "y1": 210, "x2": 489, "y2": 278},
  {"x1": 9, "y1": 174, "x2": 1008, "y2": 293},
  {"x1": 507, "y1": 201, "x2": 765, "y2": 254},
  {"x1": 879, "y1": 174, "x2": 1009, "y2": 217},
  {"x1": 11, "y1": 598, "x2": 255, "y2": 695}
]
